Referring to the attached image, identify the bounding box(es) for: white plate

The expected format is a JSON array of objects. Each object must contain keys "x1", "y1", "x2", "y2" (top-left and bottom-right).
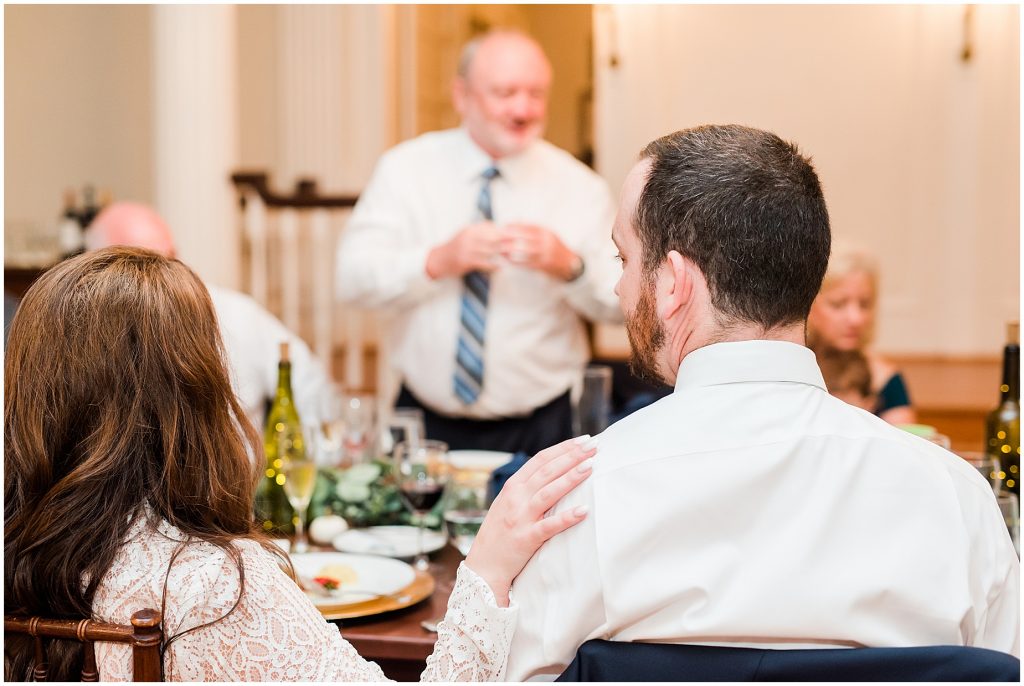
[
  {"x1": 290, "y1": 551, "x2": 415, "y2": 607},
  {"x1": 332, "y1": 525, "x2": 447, "y2": 558},
  {"x1": 448, "y1": 450, "x2": 512, "y2": 473}
]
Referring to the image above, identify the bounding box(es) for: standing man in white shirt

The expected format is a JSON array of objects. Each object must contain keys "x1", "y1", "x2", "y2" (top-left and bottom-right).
[
  {"x1": 336, "y1": 30, "x2": 621, "y2": 454},
  {"x1": 86, "y1": 202, "x2": 341, "y2": 434},
  {"x1": 500, "y1": 125, "x2": 1019, "y2": 679}
]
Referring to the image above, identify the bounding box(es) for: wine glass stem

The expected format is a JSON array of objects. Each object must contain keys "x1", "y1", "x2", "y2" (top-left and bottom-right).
[
  {"x1": 294, "y1": 507, "x2": 309, "y2": 554},
  {"x1": 415, "y1": 516, "x2": 428, "y2": 571}
]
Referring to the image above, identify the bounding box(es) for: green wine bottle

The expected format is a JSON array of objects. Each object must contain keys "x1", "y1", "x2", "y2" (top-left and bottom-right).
[
  {"x1": 255, "y1": 341, "x2": 304, "y2": 534},
  {"x1": 985, "y1": 322, "x2": 1020, "y2": 496}
]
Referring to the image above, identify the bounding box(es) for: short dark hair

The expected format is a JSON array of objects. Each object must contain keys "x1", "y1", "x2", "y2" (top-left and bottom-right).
[{"x1": 636, "y1": 125, "x2": 831, "y2": 329}]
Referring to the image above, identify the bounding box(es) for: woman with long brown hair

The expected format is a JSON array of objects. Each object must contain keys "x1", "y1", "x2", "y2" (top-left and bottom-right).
[{"x1": 5, "y1": 247, "x2": 595, "y2": 681}]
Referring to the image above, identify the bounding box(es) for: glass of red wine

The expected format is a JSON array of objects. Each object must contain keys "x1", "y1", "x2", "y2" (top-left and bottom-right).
[{"x1": 393, "y1": 439, "x2": 450, "y2": 571}]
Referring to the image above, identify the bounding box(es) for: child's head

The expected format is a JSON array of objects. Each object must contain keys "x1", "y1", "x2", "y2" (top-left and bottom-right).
[{"x1": 814, "y1": 346, "x2": 875, "y2": 411}]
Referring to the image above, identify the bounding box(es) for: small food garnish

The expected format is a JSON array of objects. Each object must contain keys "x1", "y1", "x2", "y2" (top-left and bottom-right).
[
  {"x1": 316, "y1": 563, "x2": 359, "y2": 589},
  {"x1": 313, "y1": 576, "x2": 339, "y2": 591}
]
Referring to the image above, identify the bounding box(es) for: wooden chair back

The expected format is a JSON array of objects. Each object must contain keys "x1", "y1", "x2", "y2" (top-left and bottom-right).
[{"x1": 4, "y1": 608, "x2": 162, "y2": 682}]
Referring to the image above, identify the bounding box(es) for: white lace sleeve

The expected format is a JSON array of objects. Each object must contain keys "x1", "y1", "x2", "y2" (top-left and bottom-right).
[
  {"x1": 92, "y1": 523, "x2": 517, "y2": 682},
  {"x1": 158, "y1": 540, "x2": 388, "y2": 681},
  {"x1": 421, "y1": 562, "x2": 519, "y2": 682},
  {"x1": 166, "y1": 549, "x2": 518, "y2": 681}
]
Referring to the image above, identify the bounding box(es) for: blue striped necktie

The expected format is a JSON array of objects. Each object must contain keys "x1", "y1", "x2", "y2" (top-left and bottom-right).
[{"x1": 454, "y1": 166, "x2": 499, "y2": 405}]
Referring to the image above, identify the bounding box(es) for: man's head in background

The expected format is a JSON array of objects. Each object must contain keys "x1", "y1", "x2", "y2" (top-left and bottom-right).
[
  {"x1": 453, "y1": 30, "x2": 552, "y2": 160},
  {"x1": 86, "y1": 202, "x2": 176, "y2": 258}
]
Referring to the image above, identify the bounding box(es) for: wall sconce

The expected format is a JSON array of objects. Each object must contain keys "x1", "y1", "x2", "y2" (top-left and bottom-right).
[
  {"x1": 596, "y1": 5, "x2": 621, "y2": 69},
  {"x1": 960, "y1": 5, "x2": 974, "y2": 63}
]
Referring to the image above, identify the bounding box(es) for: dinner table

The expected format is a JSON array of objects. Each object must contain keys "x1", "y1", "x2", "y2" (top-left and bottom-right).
[{"x1": 331, "y1": 542, "x2": 462, "y2": 681}]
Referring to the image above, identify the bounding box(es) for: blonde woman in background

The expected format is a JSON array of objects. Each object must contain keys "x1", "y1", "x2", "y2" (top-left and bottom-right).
[{"x1": 807, "y1": 245, "x2": 917, "y2": 425}]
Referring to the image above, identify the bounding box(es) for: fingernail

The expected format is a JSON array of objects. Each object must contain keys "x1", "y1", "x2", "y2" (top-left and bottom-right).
[
  {"x1": 573, "y1": 434, "x2": 591, "y2": 445},
  {"x1": 576, "y1": 458, "x2": 594, "y2": 473},
  {"x1": 572, "y1": 505, "x2": 589, "y2": 517},
  {"x1": 582, "y1": 436, "x2": 599, "y2": 451}
]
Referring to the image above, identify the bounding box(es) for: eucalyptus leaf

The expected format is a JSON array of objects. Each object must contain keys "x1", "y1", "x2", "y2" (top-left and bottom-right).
[
  {"x1": 337, "y1": 481, "x2": 371, "y2": 503},
  {"x1": 345, "y1": 463, "x2": 382, "y2": 485},
  {"x1": 309, "y1": 461, "x2": 405, "y2": 528}
]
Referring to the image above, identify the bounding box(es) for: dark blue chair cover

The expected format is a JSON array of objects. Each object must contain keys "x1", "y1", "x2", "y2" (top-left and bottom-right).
[
  {"x1": 488, "y1": 451, "x2": 530, "y2": 501},
  {"x1": 556, "y1": 639, "x2": 1020, "y2": 682}
]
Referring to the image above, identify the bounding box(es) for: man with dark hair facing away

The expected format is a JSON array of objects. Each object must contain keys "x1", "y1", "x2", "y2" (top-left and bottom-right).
[{"x1": 499, "y1": 125, "x2": 1019, "y2": 679}]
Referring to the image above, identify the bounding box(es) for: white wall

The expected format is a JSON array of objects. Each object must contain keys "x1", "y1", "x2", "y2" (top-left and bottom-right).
[
  {"x1": 593, "y1": 4, "x2": 1019, "y2": 356},
  {"x1": 4, "y1": 5, "x2": 154, "y2": 242},
  {"x1": 5, "y1": 5, "x2": 395, "y2": 288}
]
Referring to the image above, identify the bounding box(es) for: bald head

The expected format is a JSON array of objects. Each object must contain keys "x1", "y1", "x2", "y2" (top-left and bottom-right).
[
  {"x1": 86, "y1": 202, "x2": 176, "y2": 258},
  {"x1": 457, "y1": 30, "x2": 550, "y2": 82},
  {"x1": 453, "y1": 30, "x2": 552, "y2": 159}
]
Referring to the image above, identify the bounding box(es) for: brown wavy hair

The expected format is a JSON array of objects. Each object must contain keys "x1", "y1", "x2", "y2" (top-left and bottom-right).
[{"x1": 4, "y1": 247, "x2": 278, "y2": 680}]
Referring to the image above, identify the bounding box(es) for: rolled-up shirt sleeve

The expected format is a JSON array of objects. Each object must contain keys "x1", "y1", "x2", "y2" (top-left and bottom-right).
[{"x1": 336, "y1": 153, "x2": 445, "y2": 310}]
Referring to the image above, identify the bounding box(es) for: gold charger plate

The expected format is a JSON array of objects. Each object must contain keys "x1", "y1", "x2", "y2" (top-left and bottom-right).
[{"x1": 316, "y1": 568, "x2": 435, "y2": 620}]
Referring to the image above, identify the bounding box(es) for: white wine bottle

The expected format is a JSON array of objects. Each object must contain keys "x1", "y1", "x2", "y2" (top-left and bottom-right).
[
  {"x1": 985, "y1": 322, "x2": 1020, "y2": 496},
  {"x1": 255, "y1": 341, "x2": 305, "y2": 534}
]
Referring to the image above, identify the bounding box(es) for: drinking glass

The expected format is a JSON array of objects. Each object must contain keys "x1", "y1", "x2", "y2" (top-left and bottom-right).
[
  {"x1": 382, "y1": 407, "x2": 426, "y2": 457},
  {"x1": 394, "y1": 439, "x2": 449, "y2": 570},
  {"x1": 281, "y1": 453, "x2": 318, "y2": 554},
  {"x1": 574, "y1": 365, "x2": 613, "y2": 436},
  {"x1": 957, "y1": 451, "x2": 1001, "y2": 494},
  {"x1": 313, "y1": 393, "x2": 345, "y2": 467},
  {"x1": 341, "y1": 394, "x2": 377, "y2": 466},
  {"x1": 443, "y1": 471, "x2": 490, "y2": 556},
  {"x1": 924, "y1": 431, "x2": 952, "y2": 451}
]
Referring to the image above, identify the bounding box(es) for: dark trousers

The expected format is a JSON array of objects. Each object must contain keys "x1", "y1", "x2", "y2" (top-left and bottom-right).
[{"x1": 395, "y1": 385, "x2": 573, "y2": 456}]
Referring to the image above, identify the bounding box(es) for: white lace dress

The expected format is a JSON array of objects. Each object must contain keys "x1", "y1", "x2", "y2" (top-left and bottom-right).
[{"x1": 91, "y1": 517, "x2": 517, "y2": 681}]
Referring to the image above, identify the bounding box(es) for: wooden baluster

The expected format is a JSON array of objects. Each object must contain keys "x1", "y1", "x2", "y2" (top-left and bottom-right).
[
  {"x1": 279, "y1": 209, "x2": 301, "y2": 334},
  {"x1": 345, "y1": 306, "x2": 365, "y2": 391},
  {"x1": 311, "y1": 208, "x2": 333, "y2": 366},
  {"x1": 130, "y1": 609, "x2": 162, "y2": 683},
  {"x1": 29, "y1": 618, "x2": 48, "y2": 681},
  {"x1": 81, "y1": 642, "x2": 99, "y2": 682},
  {"x1": 77, "y1": 619, "x2": 98, "y2": 681},
  {"x1": 334, "y1": 207, "x2": 364, "y2": 390},
  {"x1": 244, "y1": 191, "x2": 269, "y2": 308}
]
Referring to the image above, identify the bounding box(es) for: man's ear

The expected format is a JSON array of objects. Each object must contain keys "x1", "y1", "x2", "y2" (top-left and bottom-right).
[{"x1": 659, "y1": 250, "x2": 692, "y2": 320}]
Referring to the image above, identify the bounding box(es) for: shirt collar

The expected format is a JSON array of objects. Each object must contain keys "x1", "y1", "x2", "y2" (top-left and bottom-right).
[
  {"x1": 456, "y1": 126, "x2": 534, "y2": 186},
  {"x1": 673, "y1": 340, "x2": 826, "y2": 393}
]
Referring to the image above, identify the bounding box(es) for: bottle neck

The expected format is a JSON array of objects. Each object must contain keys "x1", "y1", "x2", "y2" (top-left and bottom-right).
[
  {"x1": 1000, "y1": 343, "x2": 1019, "y2": 402},
  {"x1": 276, "y1": 361, "x2": 294, "y2": 400}
]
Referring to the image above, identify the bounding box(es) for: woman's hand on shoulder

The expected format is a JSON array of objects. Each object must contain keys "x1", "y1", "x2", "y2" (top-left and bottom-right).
[{"x1": 465, "y1": 436, "x2": 597, "y2": 606}]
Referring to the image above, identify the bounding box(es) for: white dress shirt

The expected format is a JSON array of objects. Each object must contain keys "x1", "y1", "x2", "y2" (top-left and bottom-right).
[
  {"x1": 208, "y1": 285, "x2": 340, "y2": 432},
  {"x1": 336, "y1": 128, "x2": 622, "y2": 419},
  {"x1": 506, "y1": 340, "x2": 1020, "y2": 680}
]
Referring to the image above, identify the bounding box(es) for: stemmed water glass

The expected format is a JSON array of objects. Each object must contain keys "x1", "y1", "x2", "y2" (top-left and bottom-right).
[
  {"x1": 281, "y1": 451, "x2": 317, "y2": 554},
  {"x1": 443, "y1": 471, "x2": 490, "y2": 556},
  {"x1": 393, "y1": 439, "x2": 449, "y2": 571},
  {"x1": 341, "y1": 394, "x2": 377, "y2": 466},
  {"x1": 422, "y1": 469, "x2": 491, "y2": 634}
]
